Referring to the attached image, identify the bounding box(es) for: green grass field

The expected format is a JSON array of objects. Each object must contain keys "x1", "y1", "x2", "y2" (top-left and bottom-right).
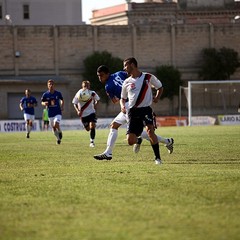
[{"x1": 0, "y1": 125, "x2": 240, "y2": 240}]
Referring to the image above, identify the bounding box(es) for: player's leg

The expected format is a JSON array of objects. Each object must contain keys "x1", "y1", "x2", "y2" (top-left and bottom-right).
[
  {"x1": 145, "y1": 124, "x2": 162, "y2": 164},
  {"x1": 126, "y1": 112, "x2": 143, "y2": 146},
  {"x1": 89, "y1": 121, "x2": 96, "y2": 147},
  {"x1": 94, "y1": 111, "x2": 127, "y2": 160},
  {"x1": 28, "y1": 114, "x2": 35, "y2": 137},
  {"x1": 140, "y1": 130, "x2": 174, "y2": 154},
  {"x1": 24, "y1": 113, "x2": 30, "y2": 138},
  {"x1": 52, "y1": 115, "x2": 62, "y2": 144},
  {"x1": 143, "y1": 108, "x2": 162, "y2": 164}
]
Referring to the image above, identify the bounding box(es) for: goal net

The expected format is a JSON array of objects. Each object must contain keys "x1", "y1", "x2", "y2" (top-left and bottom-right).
[{"x1": 183, "y1": 80, "x2": 240, "y2": 126}]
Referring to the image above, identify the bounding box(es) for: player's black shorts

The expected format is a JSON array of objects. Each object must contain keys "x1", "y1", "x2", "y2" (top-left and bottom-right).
[
  {"x1": 43, "y1": 120, "x2": 49, "y2": 125},
  {"x1": 81, "y1": 113, "x2": 97, "y2": 129},
  {"x1": 127, "y1": 106, "x2": 154, "y2": 136}
]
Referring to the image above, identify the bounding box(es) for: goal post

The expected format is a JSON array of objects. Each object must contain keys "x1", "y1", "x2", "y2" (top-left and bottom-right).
[{"x1": 186, "y1": 80, "x2": 240, "y2": 126}]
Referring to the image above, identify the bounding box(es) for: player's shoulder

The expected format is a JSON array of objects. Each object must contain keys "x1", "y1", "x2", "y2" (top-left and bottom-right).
[
  {"x1": 89, "y1": 89, "x2": 95, "y2": 95},
  {"x1": 55, "y1": 90, "x2": 63, "y2": 97},
  {"x1": 75, "y1": 89, "x2": 82, "y2": 95},
  {"x1": 111, "y1": 71, "x2": 128, "y2": 78},
  {"x1": 42, "y1": 90, "x2": 49, "y2": 96},
  {"x1": 143, "y1": 72, "x2": 158, "y2": 80},
  {"x1": 124, "y1": 75, "x2": 133, "y2": 82},
  {"x1": 143, "y1": 72, "x2": 153, "y2": 77}
]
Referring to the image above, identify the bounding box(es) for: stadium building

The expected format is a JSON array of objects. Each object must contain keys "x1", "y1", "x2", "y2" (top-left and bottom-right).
[{"x1": 0, "y1": 0, "x2": 240, "y2": 120}]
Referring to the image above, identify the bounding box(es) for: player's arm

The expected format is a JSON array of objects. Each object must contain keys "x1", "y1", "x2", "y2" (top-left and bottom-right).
[
  {"x1": 111, "y1": 96, "x2": 120, "y2": 104},
  {"x1": 153, "y1": 87, "x2": 163, "y2": 103},
  {"x1": 41, "y1": 99, "x2": 49, "y2": 107},
  {"x1": 120, "y1": 98, "x2": 127, "y2": 114},
  {"x1": 120, "y1": 82, "x2": 127, "y2": 113},
  {"x1": 105, "y1": 87, "x2": 119, "y2": 104},
  {"x1": 19, "y1": 102, "x2": 24, "y2": 111},
  {"x1": 60, "y1": 99, "x2": 64, "y2": 111},
  {"x1": 92, "y1": 92, "x2": 100, "y2": 109},
  {"x1": 73, "y1": 103, "x2": 81, "y2": 116},
  {"x1": 150, "y1": 74, "x2": 163, "y2": 103}
]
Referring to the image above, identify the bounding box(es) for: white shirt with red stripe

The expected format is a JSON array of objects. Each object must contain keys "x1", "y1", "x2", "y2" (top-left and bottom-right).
[
  {"x1": 72, "y1": 90, "x2": 100, "y2": 117},
  {"x1": 121, "y1": 72, "x2": 162, "y2": 109}
]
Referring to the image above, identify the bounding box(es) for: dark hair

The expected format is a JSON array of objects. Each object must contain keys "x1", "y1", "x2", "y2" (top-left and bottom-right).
[
  {"x1": 47, "y1": 79, "x2": 54, "y2": 84},
  {"x1": 97, "y1": 65, "x2": 109, "y2": 74},
  {"x1": 123, "y1": 57, "x2": 138, "y2": 67}
]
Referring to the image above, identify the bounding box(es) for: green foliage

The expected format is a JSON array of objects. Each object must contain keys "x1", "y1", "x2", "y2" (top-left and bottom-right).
[
  {"x1": 0, "y1": 126, "x2": 240, "y2": 240},
  {"x1": 199, "y1": 47, "x2": 240, "y2": 80},
  {"x1": 83, "y1": 51, "x2": 123, "y2": 103},
  {"x1": 155, "y1": 65, "x2": 182, "y2": 100}
]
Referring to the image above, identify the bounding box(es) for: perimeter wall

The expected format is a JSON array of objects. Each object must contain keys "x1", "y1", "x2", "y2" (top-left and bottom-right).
[{"x1": 0, "y1": 23, "x2": 240, "y2": 119}]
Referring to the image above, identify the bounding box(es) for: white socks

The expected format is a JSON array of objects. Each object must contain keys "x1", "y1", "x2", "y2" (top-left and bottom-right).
[
  {"x1": 105, "y1": 128, "x2": 118, "y2": 154},
  {"x1": 54, "y1": 130, "x2": 60, "y2": 140},
  {"x1": 141, "y1": 130, "x2": 168, "y2": 144},
  {"x1": 26, "y1": 124, "x2": 31, "y2": 134}
]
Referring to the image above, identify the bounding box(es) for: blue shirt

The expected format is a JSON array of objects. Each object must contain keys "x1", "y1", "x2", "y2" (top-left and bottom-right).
[
  {"x1": 105, "y1": 71, "x2": 128, "y2": 100},
  {"x1": 20, "y1": 96, "x2": 37, "y2": 115},
  {"x1": 41, "y1": 90, "x2": 63, "y2": 118}
]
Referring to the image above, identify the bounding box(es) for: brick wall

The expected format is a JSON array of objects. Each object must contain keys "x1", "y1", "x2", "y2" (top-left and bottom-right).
[{"x1": 0, "y1": 23, "x2": 240, "y2": 119}]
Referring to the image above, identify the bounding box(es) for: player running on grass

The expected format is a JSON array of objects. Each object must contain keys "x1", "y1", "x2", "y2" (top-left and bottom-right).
[
  {"x1": 72, "y1": 80, "x2": 100, "y2": 147},
  {"x1": 93, "y1": 65, "x2": 174, "y2": 161},
  {"x1": 19, "y1": 89, "x2": 38, "y2": 138},
  {"x1": 41, "y1": 79, "x2": 64, "y2": 145},
  {"x1": 120, "y1": 57, "x2": 167, "y2": 164}
]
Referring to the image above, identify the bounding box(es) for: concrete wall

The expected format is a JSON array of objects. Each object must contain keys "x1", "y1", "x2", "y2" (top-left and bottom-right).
[
  {"x1": 0, "y1": 23, "x2": 240, "y2": 119},
  {"x1": 0, "y1": 0, "x2": 83, "y2": 25}
]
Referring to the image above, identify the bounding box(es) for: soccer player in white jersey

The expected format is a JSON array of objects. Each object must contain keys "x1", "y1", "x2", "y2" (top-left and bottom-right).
[
  {"x1": 94, "y1": 65, "x2": 174, "y2": 161},
  {"x1": 120, "y1": 57, "x2": 166, "y2": 165},
  {"x1": 72, "y1": 80, "x2": 100, "y2": 147}
]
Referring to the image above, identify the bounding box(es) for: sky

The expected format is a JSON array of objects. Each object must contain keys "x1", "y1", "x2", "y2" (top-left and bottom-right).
[{"x1": 81, "y1": 0, "x2": 145, "y2": 23}]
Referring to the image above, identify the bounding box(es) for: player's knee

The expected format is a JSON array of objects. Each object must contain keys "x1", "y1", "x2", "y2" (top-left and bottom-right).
[
  {"x1": 147, "y1": 128, "x2": 153, "y2": 136},
  {"x1": 128, "y1": 139, "x2": 135, "y2": 146},
  {"x1": 127, "y1": 135, "x2": 136, "y2": 146},
  {"x1": 110, "y1": 122, "x2": 120, "y2": 130}
]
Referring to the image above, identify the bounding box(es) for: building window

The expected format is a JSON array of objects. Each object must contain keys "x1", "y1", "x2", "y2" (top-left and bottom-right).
[
  {"x1": 23, "y1": 4, "x2": 30, "y2": 19},
  {"x1": 0, "y1": 5, "x2": 2, "y2": 19}
]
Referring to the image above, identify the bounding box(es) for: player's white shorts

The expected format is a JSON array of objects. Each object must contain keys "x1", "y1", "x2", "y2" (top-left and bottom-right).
[
  {"x1": 49, "y1": 115, "x2": 62, "y2": 127},
  {"x1": 113, "y1": 111, "x2": 128, "y2": 125},
  {"x1": 23, "y1": 113, "x2": 35, "y2": 122},
  {"x1": 112, "y1": 102, "x2": 129, "y2": 125}
]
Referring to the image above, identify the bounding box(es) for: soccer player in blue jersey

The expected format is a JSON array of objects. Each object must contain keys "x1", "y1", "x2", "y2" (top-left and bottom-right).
[
  {"x1": 94, "y1": 65, "x2": 174, "y2": 161},
  {"x1": 19, "y1": 89, "x2": 38, "y2": 138},
  {"x1": 41, "y1": 79, "x2": 64, "y2": 145}
]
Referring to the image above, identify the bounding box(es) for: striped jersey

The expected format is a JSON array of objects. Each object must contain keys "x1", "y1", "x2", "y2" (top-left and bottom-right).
[
  {"x1": 121, "y1": 72, "x2": 162, "y2": 109},
  {"x1": 72, "y1": 89, "x2": 100, "y2": 117}
]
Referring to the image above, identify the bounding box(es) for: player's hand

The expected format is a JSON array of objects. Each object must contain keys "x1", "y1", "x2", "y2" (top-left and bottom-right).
[
  {"x1": 121, "y1": 106, "x2": 126, "y2": 114},
  {"x1": 112, "y1": 96, "x2": 120, "y2": 104},
  {"x1": 153, "y1": 97, "x2": 159, "y2": 103},
  {"x1": 77, "y1": 110, "x2": 82, "y2": 117}
]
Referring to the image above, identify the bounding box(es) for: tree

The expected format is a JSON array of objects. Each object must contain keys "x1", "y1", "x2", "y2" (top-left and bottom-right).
[
  {"x1": 155, "y1": 65, "x2": 182, "y2": 101},
  {"x1": 199, "y1": 47, "x2": 240, "y2": 80},
  {"x1": 83, "y1": 51, "x2": 123, "y2": 103},
  {"x1": 155, "y1": 65, "x2": 182, "y2": 114}
]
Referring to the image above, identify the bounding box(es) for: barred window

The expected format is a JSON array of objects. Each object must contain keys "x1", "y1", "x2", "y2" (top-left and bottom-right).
[
  {"x1": 23, "y1": 4, "x2": 30, "y2": 19},
  {"x1": 0, "y1": 5, "x2": 2, "y2": 19}
]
